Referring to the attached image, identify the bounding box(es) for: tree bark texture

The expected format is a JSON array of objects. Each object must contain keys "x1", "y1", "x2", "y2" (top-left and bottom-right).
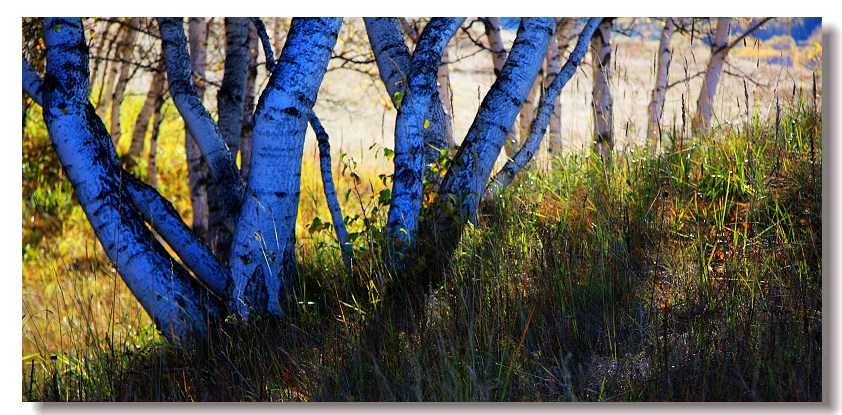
[
  {"x1": 40, "y1": 18, "x2": 217, "y2": 345},
  {"x1": 209, "y1": 17, "x2": 251, "y2": 258},
  {"x1": 228, "y1": 17, "x2": 342, "y2": 319},
  {"x1": 591, "y1": 18, "x2": 614, "y2": 160},
  {"x1": 109, "y1": 17, "x2": 141, "y2": 145},
  {"x1": 693, "y1": 17, "x2": 731, "y2": 133},
  {"x1": 185, "y1": 17, "x2": 211, "y2": 244},
  {"x1": 488, "y1": 18, "x2": 601, "y2": 198},
  {"x1": 647, "y1": 18, "x2": 675, "y2": 155},
  {"x1": 159, "y1": 17, "x2": 246, "y2": 260},
  {"x1": 240, "y1": 21, "x2": 259, "y2": 180}
]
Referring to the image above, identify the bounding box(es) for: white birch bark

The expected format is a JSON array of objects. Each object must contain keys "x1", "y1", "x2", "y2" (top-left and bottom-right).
[
  {"x1": 647, "y1": 18, "x2": 676, "y2": 155},
  {"x1": 109, "y1": 17, "x2": 141, "y2": 145},
  {"x1": 39, "y1": 18, "x2": 217, "y2": 344},
  {"x1": 228, "y1": 18, "x2": 342, "y2": 319},
  {"x1": 185, "y1": 17, "x2": 211, "y2": 244},
  {"x1": 240, "y1": 21, "x2": 259, "y2": 180},
  {"x1": 437, "y1": 18, "x2": 556, "y2": 225},
  {"x1": 487, "y1": 18, "x2": 601, "y2": 198},
  {"x1": 591, "y1": 18, "x2": 614, "y2": 160},
  {"x1": 693, "y1": 17, "x2": 731, "y2": 133},
  {"x1": 159, "y1": 17, "x2": 246, "y2": 259}
]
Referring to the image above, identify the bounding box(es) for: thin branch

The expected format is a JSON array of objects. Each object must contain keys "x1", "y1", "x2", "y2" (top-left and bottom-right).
[
  {"x1": 486, "y1": 17, "x2": 601, "y2": 199},
  {"x1": 309, "y1": 112, "x2": 352, "y2": 268},
  {"x1": 250, "y1": 17, "x2": 276, "y2": 71}
]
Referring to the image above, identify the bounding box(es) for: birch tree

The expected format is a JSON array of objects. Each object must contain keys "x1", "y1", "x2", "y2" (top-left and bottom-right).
[
  {"x1": 693, "y1": 17, "x2": 731, "y2": 133},
  {"x1": 591, "y1": 18, "x2": 614, "y2": 160},
  {"x1": 647, "y1": 17, "x2": 676, "y2": 155},
  {"x1": 185, "y1": 17, "x2": 211, "y2": 244},
  {"x1": 24, "y1": 16, "x2": 598, "y2": 344}
]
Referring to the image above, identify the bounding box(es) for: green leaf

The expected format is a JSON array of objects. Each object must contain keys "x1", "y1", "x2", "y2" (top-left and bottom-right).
[
  {"x1": 378, "y1": 188, "x2": 392, "y2": 206},
  {"x1": 383, "y1": 147, "x2": 394, "y2": 160},
  {"x1": 308, "y1": 217, "x2": 323, "y2": 234},
  {"x1": 55, "y1": 23, "x2": 62, "y2": 32},
  {"x1": 393, "y1": 91, "x2": 404, "y2": 109}
]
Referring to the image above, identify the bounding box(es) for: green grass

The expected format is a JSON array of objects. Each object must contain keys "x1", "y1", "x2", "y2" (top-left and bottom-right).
[{"x1": 22, "y1": 95, "x2": 821, "y2": 401}]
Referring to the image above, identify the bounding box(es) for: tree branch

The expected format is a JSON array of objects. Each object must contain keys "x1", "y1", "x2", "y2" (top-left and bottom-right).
[
  {"x1": 22, "y1": 59, "x2": 44, "y2": 106},
  {"x1": 123, "y1": 173, "x2": 230, "y2": 299},
  {"x1": 23, "y1": 54, "x2": 228, "y2": 301},
  {"x1": 250, "y1": 17, "x2": 276, "y2": 71},
  {"x1": 309, "y1": 113, "x2": 352, "y2": 268},
  {"x1": 486, "y1": 18, "x2": 601, "y2": 199}
]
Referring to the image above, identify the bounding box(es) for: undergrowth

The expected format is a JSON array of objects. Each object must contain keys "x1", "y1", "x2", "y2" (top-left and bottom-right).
[{"x1": 22, "y1": 97, "x2": 821, "y2": 401}]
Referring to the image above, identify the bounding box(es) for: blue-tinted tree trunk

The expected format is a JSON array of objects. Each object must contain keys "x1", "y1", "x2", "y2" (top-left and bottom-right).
[
  {"x1": 158, "y1": 17, "x2": 245, "y2": 261},
  {"x1": 365, "y1": 17, "x2": 463, "y2": 266},
  {"x1": 40, "y1": 18, "x2": 218, "y2": 345},
  {"x1": 227, "y1": 17, "x2": 342, "y2": 319},
  {"x1": 209, "y1": 17, "x2": 251, "y2": 259}
]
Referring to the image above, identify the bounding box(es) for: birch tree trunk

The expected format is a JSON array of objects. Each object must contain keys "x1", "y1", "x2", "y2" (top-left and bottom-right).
[
  {"x1": 88, "y1": 20, "x2": 116, "y2": 96},
  {"x1": 210, "y1": 17, "x2": 250, "y2": 258},
  {"x1": 437, "y1": 18, "x2": 556, "y2": 226},
  {"x1": 240, "y1": 22, "x2": 259, "y2": 180},
  {"x1": 159, "y1": 17, "x2": 247, "y2": 261},
  {"x1": 647, "y1": 18, "x2": 676, "y2": 155},
  {"x1": 693, "y1": 17, "x2": 731, "y2": 133},
  {"x1": 591, "y1": 18, "x2": 614, "y2": 160},
  {"x1": 40, "y1": 18, "x2": 217, "y2": 345},
  {"x1": 438, "y1": 45, "x2": 456, "y2": 147},
  {"x1": 228, "y1": 17, "x2": 342, "y2": 319},
  {"x1": 185, "y1": 17, "x2": 211, "y2": 245},
  {"x1": 146, "y1": 101, "x2": 164, "y2": 188},
  {"x1": 128, "y1": 60, "x2": 167, "y2": 162},
  {"x1": 95, "y1": 20, "x2": 126, "y2": 117},
  {"x1": 488, "y1": 18, "x2": 601, "y2": 197},
  {"x1": 366, "y1": 18, "x2": 464, "y2": 264},
  {"x1": 109, "y1": 17, "x2": 141, "y2": 145},
  {"x1": 483, "y1": 17, "x2": 520, "y2": 158},
  {"x1": 547, "y1": 17, "x2": 577, "y2": 158}
]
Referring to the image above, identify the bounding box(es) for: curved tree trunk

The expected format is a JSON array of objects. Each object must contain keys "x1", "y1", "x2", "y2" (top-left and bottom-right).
[
  {"x1": 483, "y1": 17, "x2": 520, "y2": 158},
  {"x1": 365, "y1": 18, "x2": 464, "y2": 265},
  {"x1": 591, "y1": 18, "x2": 614, "y2": 160},
  {"x1": 109, "y1": 17, "x2": 141, "y2": 145},
  {"x1": 128, "y1": 60, "x2": 167, "y2": 163},
  {"x1": 488, "y1": 18, "x2": 601, "y2": 198},
  {"x1": 311, "y1": 114, "x2": 352, "y2": 267},
  {"x1": 647, "y1": 18, "x2": 676, "y2": 156},
  {"x1": 693, "y1": 17, "x2": 731, "y2": 133},
  {"x1": 436, "y1": 17, "x2": 556, "y2": 227},
  {"x1": 40, "y1": 18, "x2": 217, "y2": 345},
  {"x1": 228, "y1": 17, "x2": 342, "y2": 319}
]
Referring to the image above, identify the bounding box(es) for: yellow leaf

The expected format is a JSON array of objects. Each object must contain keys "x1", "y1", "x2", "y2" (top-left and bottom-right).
[{"x1": 423, "y1": 119, "x2": 430, "y2": 129}]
